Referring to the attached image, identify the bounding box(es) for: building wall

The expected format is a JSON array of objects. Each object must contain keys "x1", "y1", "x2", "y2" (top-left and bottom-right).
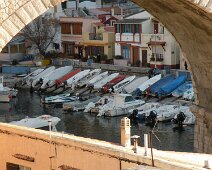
[{"x1": 0, "y1": 123, "x2": 150, "y2": 170}]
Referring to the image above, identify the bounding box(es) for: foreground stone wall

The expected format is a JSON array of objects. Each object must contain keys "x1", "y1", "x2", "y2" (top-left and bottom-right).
[
  {"x1": 0, "y1": 123, "x2": 210, "y2": 170},
  {"x1": 191, "y1": 106, "x2": 212, "y2": 154}
]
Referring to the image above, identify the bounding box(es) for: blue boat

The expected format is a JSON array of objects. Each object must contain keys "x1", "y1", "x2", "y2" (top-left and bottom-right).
[
  {"x1": 150, "y1": 75, "x2": 175, "y2": 96},
  {"x1": 158, "y1": 75, "x2": 187, "y2": 97},
  {"x1": 172, "y1": 81, "x2": 192, "y2": 97}
]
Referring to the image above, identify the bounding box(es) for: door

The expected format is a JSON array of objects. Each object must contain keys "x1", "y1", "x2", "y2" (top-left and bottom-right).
[
  {"x1": 142, "y1": 50, "x2": 147, "y2": 67},
  {"x1": 132, "y1": 47, "x2": 140, "y2": 66}
]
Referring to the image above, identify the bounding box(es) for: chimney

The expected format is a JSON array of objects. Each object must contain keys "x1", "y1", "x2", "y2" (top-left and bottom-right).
[
  {"x1": 111, "y1": 8, "x2": 115, "y2": 16},
  {"x1": 76, "y1": 0, "x2": 79, "y2": 10},
  {"x1": 120, "y1": 7, "x2": 123, "y2": 19},
  {"x1": 120, "y1": 117, "x2": 131, "y2": 147}
]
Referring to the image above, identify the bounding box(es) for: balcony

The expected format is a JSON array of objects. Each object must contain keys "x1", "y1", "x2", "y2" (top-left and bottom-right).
[
  {"x1": 83, "y1": 32, "x2": 114, "y2": 45},
  {"x1": 89, "y1": 33, "x2": 103, "y2": 40}
]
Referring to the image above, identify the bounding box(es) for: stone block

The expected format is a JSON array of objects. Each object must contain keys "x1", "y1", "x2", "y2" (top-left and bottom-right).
[
  {"x1": 16, "y1": 7, "x2": 32, "y2": 26},
  {"x1": 31, "y1": 0, "x2": 47, "y2": 15},
  {"x1": 23, "y1": 2, "x2": 39, "y2": 20},
  {"x1": 8, "y1": 14, "x2": 25, "y2": 30}
]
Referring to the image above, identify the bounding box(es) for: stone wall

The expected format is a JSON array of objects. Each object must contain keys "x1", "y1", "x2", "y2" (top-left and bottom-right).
[{"x1": 191, "y1": 106, "x2": 212, "y2": 154}]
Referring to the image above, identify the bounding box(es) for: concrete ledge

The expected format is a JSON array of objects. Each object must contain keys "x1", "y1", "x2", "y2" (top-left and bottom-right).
[{"x1": 0, "y1": 123, "x2": 211, "y2": 170}]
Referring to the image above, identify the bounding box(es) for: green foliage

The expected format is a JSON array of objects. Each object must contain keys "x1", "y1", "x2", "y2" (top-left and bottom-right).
[
  {"x1": 114, "y1": 55, "x2": 123, "y2": 59},
  {"x1": 100, "y1": 54, "x2": 108, "y2": 61}
]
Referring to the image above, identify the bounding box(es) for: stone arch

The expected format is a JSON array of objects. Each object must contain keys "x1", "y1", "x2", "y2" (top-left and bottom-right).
[{"x1": 0, "y1": 0, "x2": 211, "y2": 110}]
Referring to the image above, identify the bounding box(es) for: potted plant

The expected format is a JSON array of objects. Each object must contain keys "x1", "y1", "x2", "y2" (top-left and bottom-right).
[{"x1": 100, "y1": 54, "x2": 108, "y2": 64}]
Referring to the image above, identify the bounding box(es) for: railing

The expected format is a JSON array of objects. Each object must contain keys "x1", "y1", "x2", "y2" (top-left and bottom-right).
[{"x1": 89, "y1": 33, "x2": 103, "y2": 40}]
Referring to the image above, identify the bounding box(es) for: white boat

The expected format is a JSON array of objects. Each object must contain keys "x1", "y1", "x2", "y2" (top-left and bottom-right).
[
  {"x1": 41, "y1": 93, "x2": 78, "y2": 104},
  {"x1": 94, "y1": 73, "x2": 119, "y2": 89},
  {"x1": 0, "y1": 77, "x2": 18, "y2": 102},
  {"x1": 146, "y1": 104, "x2": 180, "y2": 122},
  {"x1": 40, "y1": 66, "x2": 73, "y2": 90},
  {"x1": 0, "y1": 94, "x2": 11, "y2": 102},
  {"x1": 23, "y1": 68, "x2": 44, "y2": 85},
  {"x1": 183, "y1": 88, "x2": 194, "y2": 101},
  {"x1": 128, "y1": 102, "x2": 161, "y2": 121},
  {"x1": 32, "y1": 66, "x2": 56, "y2": 87},
  {"x1": 84, "y1": 95, "x2": 113, "y2": 113},
  {"x1": 88, "y1": 71, "x2": 108, "y2": 85},
  {"x1": 172, "y1": 106, "x2": 195, "y2": 125},
  {"x1": 137, "y1": 74, "x2": 161, "y2": 92},
  {"x1": 123, "y1": 76, "x2": 149, "y2": 94},
  {"x1": 66, "y1": 69, "x2": 90, "y2": 88},
  {"x1": 77, "y1": 69, "x2": 101, "y2": 88},
  {"x1": 97, "y1": 93, "x2": 145, "y2": 117},
  {"x1": 10, "y1": 115, "x2": 61, "y2": 130},
  {"x1": 63, "y1": 96, "x2": 101, "y2": 111},
  {"x1": 113, "y1": 75, "x2": 136, "y2": 93}
]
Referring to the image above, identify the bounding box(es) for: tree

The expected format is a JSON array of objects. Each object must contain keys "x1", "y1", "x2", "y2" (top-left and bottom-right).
[{"x1": 22, "y1": 14, "x2": 59, "y2": 56}]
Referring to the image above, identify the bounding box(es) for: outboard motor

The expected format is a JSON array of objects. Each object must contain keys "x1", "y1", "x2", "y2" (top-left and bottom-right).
[
  {"x1": 146, "y1": 110, "x2": 157, "y2": 127},
  {"x1": 128, "y1": 109, "x2": 138, "y2": 122},
  {"x1": 176, "y1": 111, "x2": 186, "y2": 127}
]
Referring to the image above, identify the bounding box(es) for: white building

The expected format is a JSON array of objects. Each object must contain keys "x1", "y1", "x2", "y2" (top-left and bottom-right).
[{"x1": 114, "y1": 11, "x2": 181, "y2": 69}]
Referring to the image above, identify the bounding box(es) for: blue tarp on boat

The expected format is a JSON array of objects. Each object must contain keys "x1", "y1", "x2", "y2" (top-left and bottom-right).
[
  {"x1": 158, "y1": 75, "x2": 187, "y2": 97},
  {"x1": 172, "y1": 81, "x2": 192, "y2": 97},
  {"x1": 150, "y1": 75, "x2": 175, "y2": 95}
]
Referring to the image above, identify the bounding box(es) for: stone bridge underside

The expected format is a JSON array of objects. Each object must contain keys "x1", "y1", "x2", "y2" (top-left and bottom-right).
[{"x1": 0, "y1": 0, "x2": 211, "y2": 153}]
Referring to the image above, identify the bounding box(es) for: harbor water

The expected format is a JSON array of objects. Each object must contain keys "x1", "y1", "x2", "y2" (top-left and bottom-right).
[{"x1": 0, "y1": 89, "x2": 194, "y2": 152}]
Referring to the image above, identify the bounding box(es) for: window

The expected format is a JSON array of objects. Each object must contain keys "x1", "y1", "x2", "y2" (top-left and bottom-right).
[
  {"x1": 122, "y1": 46, "x2": 130, "y2": 59},
  {"x1": 72, "y1": 23, "x2": 82, "y2": 35},
  {"x1": 7, "y1": 163, "x2": 31, "y2": 170},
  {"x1": 115, "y1": 24, "x2": 120, "y2": 33},
  {"x1": 63, "y1": 43, "x2": 74, "y2": 56},
  {"x1": 125, "y1": 96, "x2": 135, "y2": 102},
  {"x1": 134, "y1": 24, "x2": 140, "y2": 33},
  {"x1": 61, "y1": 23, "x2": 71, "y2": 34},
  {"x1": 123, "y1": 24, "x2": 132, "y2": 33}
]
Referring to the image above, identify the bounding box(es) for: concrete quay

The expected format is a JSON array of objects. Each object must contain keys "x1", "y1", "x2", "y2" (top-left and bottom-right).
[{"x1": 0, "y1": 122, "x2": 211, "y2": 170}]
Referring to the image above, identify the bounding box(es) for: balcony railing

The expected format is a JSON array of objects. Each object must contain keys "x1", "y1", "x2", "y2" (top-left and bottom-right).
[{"x1": 89, "y1": 33, "x2": 103, "y2": 40}]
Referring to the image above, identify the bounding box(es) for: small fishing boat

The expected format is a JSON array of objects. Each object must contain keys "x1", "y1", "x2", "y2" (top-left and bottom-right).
[
  {"x1": 123, "y1": 76, "x2": 149, "y2": 94},
  {"x1": 77, "y1": 69, "x2": 101, "y2": 88},
  {"x1": 41, "y1": 66, "x2": 73, "y2": 91},
  {"x1": 172, "y1": 106, "x2": 195, "y2": 125},
  {"x1": 157, "y1": 75, "x2": 187, "y2": 97},
  {"x1": 150, "y1": 75, "x2": 175, "y2": 96},
  {"x1": 32, "y1": 66, "x2": 55, "y2": 87},
  {"x1": 53, "y1": 69, "x2": 81, "y2": 94},
  {"x1": 23, "y1": 68, "x2": 44, "y2": 85},
  {"x1": 128, "y1": 102, "x2": 161, "y2": 121},
  {"x1": 0, "y1": 77, "x2": 18, "y2": 102},
  {"x1": 145, "y1": 104, "x2": 180, "y2": 126},
  {"x1": 172, "y1": 81, "x2": 192, "y2": 97},
  {"x1": 94, "y1": 73, "x2": 119, "y2": 89},
  {"x1": 97, "y1": 93, "x2": 145, "y2": 117},
  {"x1": 113, "y1": 75, "x2": 136, "y2": 93},
  {"x1": 88, "y1": 71, "x2": 108, "y2": 86},
  {"x1": 137, "y1": 74, "x2": 161, "y2": 94},
  {"x1": 66, "y1": 69, "x2": 91, "y2": 89},
  {"x1": 63, "y1": 96, "x2": 101, "y2": 112},
  {"x1": 102, "y1": 75, "x2": 126, "y2": 93},
  {"x1": 41, "y1": 93, "x2": 78, "y2": 104},
  {"x1": 84, "y1": 96, "x2": 113, "y2": 113},
  {"x1": 183, "y1": 88, "x2": 194, "y2": 101},
  {"x1": 10, "y1": 115, "x2": 61, "y2": 130}
]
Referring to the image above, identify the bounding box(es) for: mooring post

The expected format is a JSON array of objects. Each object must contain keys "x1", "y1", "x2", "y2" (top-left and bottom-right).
[
  {"x1": 131, "y1": 135, "x2": 140, "y2": 153},
  {"x1": 144, "y1": 134, "x2": 148, "y2": 156}
]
